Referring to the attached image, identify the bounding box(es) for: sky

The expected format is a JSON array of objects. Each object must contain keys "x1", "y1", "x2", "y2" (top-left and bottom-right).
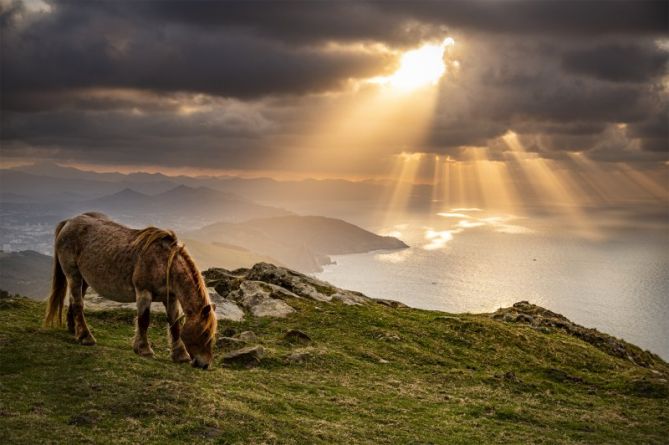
[{"x1": 1, "y1": 0, "x2": 667, "y2": 181}]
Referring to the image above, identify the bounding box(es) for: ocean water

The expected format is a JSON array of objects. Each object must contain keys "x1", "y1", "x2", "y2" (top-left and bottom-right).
[{"x1": 316, "y1": 209, "x2": 669, "y2": 359}]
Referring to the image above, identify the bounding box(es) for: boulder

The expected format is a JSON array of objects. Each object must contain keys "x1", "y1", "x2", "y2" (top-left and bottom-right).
[
  {"x1": 223, "y1": 345, "x2": 265, "y2": 366},
  {"x1": 207, "y1": 288, "x2": 245, "y2": 321},
  {"x1": 202, "y1": 262, "x2": 375, "y2": 318},
  {"x1": 226, "y1": 280, "x2": 297, "y2": 318}
]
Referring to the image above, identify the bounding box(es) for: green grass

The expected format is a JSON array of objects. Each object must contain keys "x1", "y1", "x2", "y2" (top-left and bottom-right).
[{"x1": 1, "y1": 296, "x2": 667, "y2": 444}]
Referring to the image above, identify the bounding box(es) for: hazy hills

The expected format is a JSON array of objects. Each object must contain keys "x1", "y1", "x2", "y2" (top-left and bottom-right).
[
  {"x1": 1, "y1": 162, "x2": 408, "y2": 280},
  {"x1": 187, "y1": 215, "x2": 407, "y2": 272},
  {"x1": 1, "y1": 161, "x2": 389, "y2": 203},
  {"x1": 83, "y1": 185, "x2": 291, "y2": 224},
  {"x1": 0, "y1": 250, "x2": 52, "y2": 298}
]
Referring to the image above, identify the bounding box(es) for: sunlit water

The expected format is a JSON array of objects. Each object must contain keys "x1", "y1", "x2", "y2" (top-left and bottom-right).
[{"x1": 316, "y1": 209, "x2": 669, "y2": 359}]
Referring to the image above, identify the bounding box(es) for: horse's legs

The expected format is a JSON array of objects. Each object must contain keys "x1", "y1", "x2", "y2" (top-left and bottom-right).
[
  {"x1": 132, "y1": 289, "x2": 155, "y2": 357},
  {"x1": 68, "y1": 274, "x2": 95, "y2": 345},
  {"x1": 67, "y1": 280, "x2": 87, "y2": 334},
  {"x1": 163, "y1": 299, "x2": 190, "y2": 363}
]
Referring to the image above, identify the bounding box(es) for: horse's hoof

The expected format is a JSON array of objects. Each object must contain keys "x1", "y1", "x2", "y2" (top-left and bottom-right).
[
  {"x1": 171, "y1": 349, "x2": 191, "y2": 363},
  {"x1": 133, "y1": 344, "x2": 155, "y2": 357},
  {"x1": 79, "y1": 333, "x2": 97, "y2": 346}
]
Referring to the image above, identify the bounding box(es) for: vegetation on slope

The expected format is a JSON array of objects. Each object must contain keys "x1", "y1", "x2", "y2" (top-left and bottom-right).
[{"x1": 0, "y1": 294, "x2": 667, "y2": 444}]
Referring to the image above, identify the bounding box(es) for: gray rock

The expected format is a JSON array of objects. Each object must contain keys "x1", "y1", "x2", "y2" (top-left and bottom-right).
[
  {"x1": 285, "y1": 349, "x2": 313, "y2": 363},
  {"x1": 284, "y1": 329, "x2": 312, "y2": 344},
  {"x1": 236, "y1": 331, "x2": 258, "y2": 343},
  {"x1": 216, "y1": 336, "x2": 245, "y2": 350},
  {"x1": 213, "y1": 300, "x2": 245, "y2": 322},
  {"x1": 207, "y1": 288, "x2": 245, "y2": 321},
  {"x1": 246, "y1": 262, "x2": 370, "y2": 305},
  {"x1": 227, "y1": 280, "x2": 297, "y2": 318},
  {"x1": 250, "y1": 298, "x2": 295, "y2": 318},
  {"x1": 492, "y1": 301, "x2": 664, "y2": 368},
  {"x1": 374, "y1": 298, "x2": 409, "y2": 308},
  {"x1": 223, "y1": 345, "x2": 265, "y2": 366}
]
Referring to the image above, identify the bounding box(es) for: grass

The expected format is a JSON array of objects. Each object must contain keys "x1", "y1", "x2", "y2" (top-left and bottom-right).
[{"x1": 1, "y1": 296, "x2": 667, "y2": 444}]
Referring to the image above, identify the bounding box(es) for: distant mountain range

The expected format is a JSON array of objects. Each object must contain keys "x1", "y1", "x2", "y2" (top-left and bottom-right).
[
  {"x1": 1, "y1": 162, "x2": 409, "y2": 277},
  {"x1": 82, "y1": 184, "x2": 291, "y2": 224},
  {"x1": 1, "y1": 161, "x2": 393, "y2": 203}
]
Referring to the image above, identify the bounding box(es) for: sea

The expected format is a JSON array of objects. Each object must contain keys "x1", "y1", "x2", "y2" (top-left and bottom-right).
[{"x1": 316, "y1": 207, "x2": 669, "y2": 359}]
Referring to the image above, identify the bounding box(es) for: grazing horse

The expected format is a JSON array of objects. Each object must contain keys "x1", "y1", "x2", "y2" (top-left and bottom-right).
[{"x1": 44, "y1": 212, "x2": 217, "y2": 369}]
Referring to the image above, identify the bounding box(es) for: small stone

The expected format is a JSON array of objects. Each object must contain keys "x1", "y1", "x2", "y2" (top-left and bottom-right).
[
  {"x1": 284, "y1": 329, "x2": 312, "y2": 344},
  {"x1": 223, "y1": 345, "x2": 265, "y2": 366},
  {"x1": 504, "y1": 371, "x2": 519, "y2": 383},
  {"x1": 216, "y1": 336, "x2": 245, "y2": 350},
  {"x1": 236, "y1": 331, "x2": 258, "y2": 343},
  {"x1": 286, "y1": 350, "x2": 312, "y2": 363},
  {"x1": 374, "y1": 298, "x2": 409, "y2": 308},
  {"x1": 515, "y1": 313, "x2": 534, "y2": 324},
  {"x1": 378, "y1": 358, "x2": 390, "y2": 364}
]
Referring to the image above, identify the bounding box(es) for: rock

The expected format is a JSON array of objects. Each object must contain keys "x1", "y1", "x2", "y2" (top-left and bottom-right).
[
  {"x1": 492, "y1": 301, "x2": 663, "y2": 368},
  {"x1": 504, "y1": 371, "x2": 519, "y2": 383},
  {"x1": 84, "y1": 290, "x2": 166, "y2": 313},
  {"x1": 216, "y1": 337, "x2": 246, "y2": 350},
  {"x1": 246, "y1": 262, "x2": 370, "y2": 305},
  {"x1": 226, "y1": 280, "x2": 297, "y2": 318},
  {"x1": 285, "y1": 349, "x2": 313, "y2": 363},
  {"x1": 223, "y1": 345, "x2": 265, "y2": 366},
  {"x1": 374, "y1": 298, "x2": 409, "y2": 308},
  {"x1": 284, "y1": 329, "x2": 312, "y2": 344},
  {"x1": 207, "y1": 288, "x2": 245, "y2": 321},
  {"x1": 202, "y1": 262, "x2": 381, "y2": 318},
  {"x1": 236, "y1": 331, "x2": 258, "y2": 343},
  {"x1": 251, "y1": 298, "x2": 295, "y2": 318},
  {"x1": 378, "y1": 358, "x2": 390, "y2": 364},
  {"x1": 203, "y1": 268, "x2": 244, "y2": 296}
]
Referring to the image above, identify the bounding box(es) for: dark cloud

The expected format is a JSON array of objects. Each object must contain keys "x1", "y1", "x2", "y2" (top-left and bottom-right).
[
  {"x1": 562, "y1": 43, "x2": 668, "y2": 83},
  {"x1": 1, "y1": 0, "x2": 667, "y2": 172}
]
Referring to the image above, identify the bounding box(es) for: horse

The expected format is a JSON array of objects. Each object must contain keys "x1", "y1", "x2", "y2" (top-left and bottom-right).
[{"x1": 44, "y1": 212, "x2": 217, "y2": 369}]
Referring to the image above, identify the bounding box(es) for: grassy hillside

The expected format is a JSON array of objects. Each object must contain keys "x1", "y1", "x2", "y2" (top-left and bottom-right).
[{"x1": 1, "y1": 295, "x2": 667, "y2": 444}]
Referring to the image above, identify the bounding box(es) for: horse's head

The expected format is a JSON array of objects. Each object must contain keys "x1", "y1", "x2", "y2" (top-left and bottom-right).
[{"x1": 181, "y1": 303, "x2": 217, "y2": 369}]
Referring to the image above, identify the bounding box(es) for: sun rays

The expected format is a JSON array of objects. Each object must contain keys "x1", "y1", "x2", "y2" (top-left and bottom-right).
[{"x1": 378, "y1": 130, "x2": 668, "y2": 243}]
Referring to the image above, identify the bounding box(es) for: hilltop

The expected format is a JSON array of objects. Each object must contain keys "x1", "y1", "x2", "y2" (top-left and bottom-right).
[{"x1": 0, "y1": 263, "x2": 667, "y2": 444}]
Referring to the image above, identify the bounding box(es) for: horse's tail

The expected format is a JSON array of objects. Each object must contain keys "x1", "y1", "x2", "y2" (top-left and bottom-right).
[{"x1": 44, "y1": 220, "x2": 69, "y2": 327}]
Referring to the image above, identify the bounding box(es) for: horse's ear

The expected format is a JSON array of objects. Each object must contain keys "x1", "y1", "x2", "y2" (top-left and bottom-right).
[{"x1": 201, "y1": 304, "x2": 214, "y2": 318}]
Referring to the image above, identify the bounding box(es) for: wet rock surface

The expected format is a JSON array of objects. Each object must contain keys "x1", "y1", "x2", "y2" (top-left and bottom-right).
[{"x1": 492, "y1": 301, "x2": 663, "y2": 368}]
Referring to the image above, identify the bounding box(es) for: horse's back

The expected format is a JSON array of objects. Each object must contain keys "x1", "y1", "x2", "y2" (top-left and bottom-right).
[{"x1": 56, "y1": 213, "x2": 139, "y2": 302}]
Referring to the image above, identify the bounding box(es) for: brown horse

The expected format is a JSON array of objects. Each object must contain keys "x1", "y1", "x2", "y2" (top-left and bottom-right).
[{"x1": 44, "y1": 212, "x2": 217, "y2": 369}]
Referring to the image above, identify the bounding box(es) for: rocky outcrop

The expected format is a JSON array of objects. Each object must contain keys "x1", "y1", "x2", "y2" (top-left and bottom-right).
[
  {"x1": 203, "y1": 262, "x2": 387, "y2": 319},
  {"x1": 492, "y1": 301, "x2": 663, "y2": 368}
]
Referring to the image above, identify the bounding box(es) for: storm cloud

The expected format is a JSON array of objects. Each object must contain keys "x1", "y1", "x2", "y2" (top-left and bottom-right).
[{"x1": 1, "y1": 0, "x2": 667, "y2": 173}]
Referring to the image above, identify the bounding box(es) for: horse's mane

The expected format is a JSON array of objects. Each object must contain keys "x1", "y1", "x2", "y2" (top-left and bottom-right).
[
  {"x1": 131, "y1": 227, "x2": 177, "y2": 255},
  {"x1": 131, "y1": 226, "x2": 211, "y2": 308}
]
